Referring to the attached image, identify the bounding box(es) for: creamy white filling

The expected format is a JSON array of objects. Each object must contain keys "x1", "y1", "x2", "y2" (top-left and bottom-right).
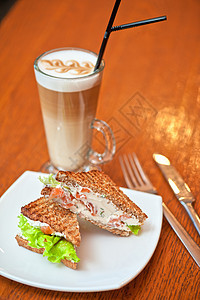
[
  {"x1": 60, "y1": 185, "x2": 140, "y2": 231},
  {"x1": 20, "y1": 216, "x2": 67, "y2": 239}
]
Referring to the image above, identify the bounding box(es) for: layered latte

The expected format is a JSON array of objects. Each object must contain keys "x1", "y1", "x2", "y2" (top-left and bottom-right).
[{"x1": 34, "y1": 48, "x2": 104, "y2": 171}]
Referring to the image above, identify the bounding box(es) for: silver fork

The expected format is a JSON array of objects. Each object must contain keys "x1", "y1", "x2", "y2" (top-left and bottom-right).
[{"x1": 119, "y1": 153, "x2": 200, "y2": 267}]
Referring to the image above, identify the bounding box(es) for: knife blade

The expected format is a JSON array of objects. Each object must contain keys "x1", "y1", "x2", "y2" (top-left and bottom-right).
[{"x1": 153, "y1": 153, "x2": 200, "y2": 236}]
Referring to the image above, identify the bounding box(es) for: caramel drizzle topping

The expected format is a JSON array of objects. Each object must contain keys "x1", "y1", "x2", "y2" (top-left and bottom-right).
[{"x1": 40, "y1": 59, "x2": 94, "y2": 75}]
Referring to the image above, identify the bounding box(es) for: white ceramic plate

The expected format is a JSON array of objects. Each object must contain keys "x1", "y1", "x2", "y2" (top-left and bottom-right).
[{"x1": 0, "y1": 171, "x2": 163, "y2": 292}]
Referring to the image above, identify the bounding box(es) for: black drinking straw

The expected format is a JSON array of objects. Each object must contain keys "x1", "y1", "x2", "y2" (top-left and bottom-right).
[
  {"x1": 94, "y1": 0, "x2": 167, "y2": 71},
  {"x1": 94, "y1": 0, "x2": 122, "y2": 71},
  {"x1": 111, "y1": 16, "x2": 167, "y2": 32}
]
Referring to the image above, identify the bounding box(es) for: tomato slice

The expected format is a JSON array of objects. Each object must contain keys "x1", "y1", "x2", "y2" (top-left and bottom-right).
[
  {"x1": 49, "y1": 187, "x2": 65, "y2": 200},
  {"x1": 49, "y1": 187, "x2": 74, "y2": 209},
  {"x1": 40, "y1": 225, "x2": 54, "y2": 235},
  {"x1": 70, "y1": 194, "x2": 75, "y2": 201},
  {"x1": 63, "y1": 202, "x2": 74, "y2": 208},
  {"x1": 108, "y1": 216, "x2": 122, "y2": 227},
  {"x1": 80, "y1": 187, "x2": 91, "y2": 193},
  {"x1": 76, "y1": 192, "x2": 87, "y2": 200},
  {"x1": 85, "y1": 202, "x2": 97, "y2": 216}
]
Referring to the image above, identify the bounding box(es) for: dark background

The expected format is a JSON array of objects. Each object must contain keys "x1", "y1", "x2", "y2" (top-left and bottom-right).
[{"x1": 0, "y1": 0, "x2": 16, "y2": 21}]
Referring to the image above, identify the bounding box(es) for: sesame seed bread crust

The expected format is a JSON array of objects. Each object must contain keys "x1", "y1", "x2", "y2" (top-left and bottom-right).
[
  {"x1": 56, "y1": 170, "x2": 147, "y2": 223},
  {"x1": 15, "y1": 235, "x2": 77, "y2": 269},
  {"x1": 21, "y1": 197, "x2": 81, "y2": 247}
]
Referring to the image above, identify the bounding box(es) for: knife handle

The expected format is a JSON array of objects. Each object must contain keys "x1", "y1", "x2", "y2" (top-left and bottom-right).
[
  {"x1": 162, "y1": 203, "x2": 200, "y2": 267},
  {"x1": 181, "y1": 202, "x2": 200, "y2": 236}
]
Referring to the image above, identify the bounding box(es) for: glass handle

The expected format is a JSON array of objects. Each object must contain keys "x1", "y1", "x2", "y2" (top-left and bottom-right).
[{"x1": 89, "y1": 118, "x2": 116, "y2": 165}]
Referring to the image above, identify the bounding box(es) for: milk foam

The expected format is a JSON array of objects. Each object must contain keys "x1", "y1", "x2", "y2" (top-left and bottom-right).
[{"x1": 34, "y1": 49, "x2": 103, "y2": 92}]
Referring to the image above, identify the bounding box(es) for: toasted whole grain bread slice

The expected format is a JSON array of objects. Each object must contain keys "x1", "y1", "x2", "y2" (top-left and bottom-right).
[
  {"x1": 56, "y1": 170, "x2": 147, "y2": 223},
  {"x1": 21, "y1": 196, "x2": 81, "y2": 247},
  {"x1": 41, "y1": 186, "x2": 53, "y2": 196},
  {"x1": 15, "y1": 235, "x2": 77, "y2": 269}
]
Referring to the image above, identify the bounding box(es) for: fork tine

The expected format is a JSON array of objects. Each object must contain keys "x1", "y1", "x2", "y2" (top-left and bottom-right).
[
  {"x1": 128, "y1": 153, "x2": 144, "y2": 186},
  {"x1": 120, "y1": 153, "x2": 157, "y2": 194},
  {"x1": 119, "y1": 156, "x2": 135, "y2": 189},
  {"x1": 132, "y1": 153, "x2": 151, "y2": 185},
  {"x1": 123, "y1": 154, "x2": 139, "y2": 187}
]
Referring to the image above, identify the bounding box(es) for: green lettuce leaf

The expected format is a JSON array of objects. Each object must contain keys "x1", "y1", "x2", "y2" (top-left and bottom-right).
[
  {"x1": 43, "y1": 239, "x2": 79, "y2": 263},
  {"x1": 38, "y1": 174, "x2": 60, "y2": 187},
  {"x1": 127, "y1": 225, "x2": 141, "y2": 235},
  {"x1": 18, "y1": 214, "x2": 80, "y2": 263}
]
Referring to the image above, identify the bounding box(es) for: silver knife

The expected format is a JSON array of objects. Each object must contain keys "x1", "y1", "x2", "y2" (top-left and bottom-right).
[
  {"x1": 162, "y1": 202, "x2": 200, "y2": 267},
  {"x1": 153, "y1": 153, "x2": 200, "y2": 236}
]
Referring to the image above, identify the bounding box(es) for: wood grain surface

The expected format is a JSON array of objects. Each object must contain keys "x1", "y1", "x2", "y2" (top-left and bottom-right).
[{"x1": 0, "y1": 0, "x2": 200, "y2": 299}]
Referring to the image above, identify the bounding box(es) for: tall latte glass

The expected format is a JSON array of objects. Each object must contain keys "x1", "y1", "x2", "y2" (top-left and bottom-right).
[{"x1": 34, "y1": 48, "x2": 115, "y2": 172}]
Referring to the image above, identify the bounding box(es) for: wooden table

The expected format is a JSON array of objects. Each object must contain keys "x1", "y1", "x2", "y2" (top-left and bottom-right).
[{"x1": 0, "y1": 0, "x2": 199, "y2": 299}]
